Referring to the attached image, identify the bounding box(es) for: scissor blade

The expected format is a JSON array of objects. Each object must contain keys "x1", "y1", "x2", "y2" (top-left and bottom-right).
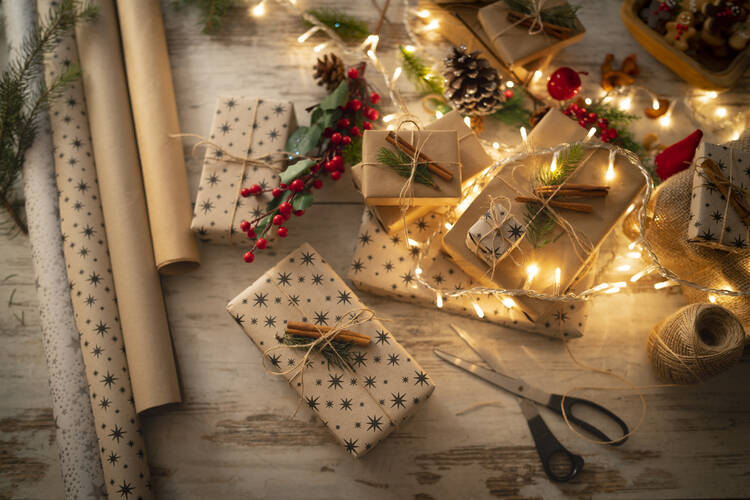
[
  {"x1": 434, "y1": 349, "x2": 550, "y2": 405},
  {"x1": 450, "y1": 323, "x2": 506, "y2": 372},
  {"x1": 517, "y1": 398, "x2": 540, "y2": 420}
]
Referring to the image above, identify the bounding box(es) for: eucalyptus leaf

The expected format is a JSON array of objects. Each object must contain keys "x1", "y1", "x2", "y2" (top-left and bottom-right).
[
  {"x1": 292, "y1": 192, "x2": 314, "y2": 211},
  {"x1": 319, "y1": 79, "x2": 348, "y2": 111},
  {"x1": 280, "y1": 159, "x2": 314, "y2": 185}
]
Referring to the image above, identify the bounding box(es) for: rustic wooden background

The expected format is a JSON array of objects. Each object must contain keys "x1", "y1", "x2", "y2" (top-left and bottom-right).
[{"x1": 2, "y1": 0, "x2": 750, "y2": 498}]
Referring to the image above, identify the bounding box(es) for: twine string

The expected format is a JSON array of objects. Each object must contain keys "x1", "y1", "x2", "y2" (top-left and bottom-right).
[{"x1": 493, "y1": 0, "x2": 549, "y2": 40}]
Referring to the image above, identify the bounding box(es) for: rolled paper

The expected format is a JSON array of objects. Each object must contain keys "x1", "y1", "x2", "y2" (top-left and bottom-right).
[
  {"x1": 190, "y1": 96, "x2": 296, "y2": 245},
  {"x1": 41, "y1": 2, "x2": 153, "y2": 494},
  {"x1": 116, "y1": 0, "x2": 200, "y2": 275},
  {"x1": 5, "y1": 2, "x2": 104, "y2": 497},
  {"x1": 76, "y1": 0, "x2": 181, "y2": 412},
  {"x1": 466, "y1": 202, "x2": 526, "y2": 267}
]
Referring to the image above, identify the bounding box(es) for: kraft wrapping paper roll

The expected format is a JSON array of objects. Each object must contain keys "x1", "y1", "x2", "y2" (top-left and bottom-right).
[
  {"x1": 75, "y1": 0, "x2": 181, "y2": 412},
  {"x1": 40, "y1": 0, "x2": 154, "y2": 494},
  {"x1": 116, "y1": 0, "x2": 200, "y2": 275},
  {"x1": 5, "y1": 2, "x2": 104, "y2": 497}
]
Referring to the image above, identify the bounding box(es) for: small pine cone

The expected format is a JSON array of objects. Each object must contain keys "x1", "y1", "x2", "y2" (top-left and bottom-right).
[
  {"x1": 313, "y1": 53, "x2": 345, "y2": 92},
  {"x1": 469, "y1": 115, "x2": 484, "y2": 134},
  {"x1": 443, "y1": 45, "x2": 504, "y2": 116}
]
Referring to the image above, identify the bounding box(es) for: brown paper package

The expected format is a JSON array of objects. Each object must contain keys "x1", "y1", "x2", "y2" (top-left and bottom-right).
[
  {"x1": 442, "y1": 109, "x2": 646, "y2": 321},
  {"x1": 117, "y1": 0, "x2": 200, "y2": 275},
  {"x1": 76, "y1": 0, "x2": 181, "y2": 412},
  {"x1": 361, "y1": 130, "x2": 461, "y2": 206}
]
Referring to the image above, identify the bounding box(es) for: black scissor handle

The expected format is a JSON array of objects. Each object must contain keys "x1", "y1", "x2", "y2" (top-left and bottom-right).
[
  {"x1": 526, "y1": 413, "x2": 584, "y2": 482},
  {"x1": 547, "y1": 394, "x2": 630, "y2": 446}
]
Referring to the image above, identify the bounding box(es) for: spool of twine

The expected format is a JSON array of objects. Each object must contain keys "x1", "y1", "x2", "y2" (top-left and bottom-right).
[{"x1": 646, "y1": 303, "x2": 746, "y2": 384}]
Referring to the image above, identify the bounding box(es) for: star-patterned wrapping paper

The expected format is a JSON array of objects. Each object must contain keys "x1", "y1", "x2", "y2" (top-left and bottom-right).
[
  {"x1": 466, "y1": 202, "x2": 525, "y2": 267},
  {"x1": 191, "y1": 96, "x2": 296, "y2": 245},
  {"x1": 348, "y1": 209, "x2": 591, "y2": 339},
  {"x1": 226, "y1": 243, "x2": 436, "y2": 457},
  {"x1": 43, "y1": 25, "x2": 152, "y2": 500},
  {"x1": 687, "y1": 142, "x2": 750, "y2": 251}
]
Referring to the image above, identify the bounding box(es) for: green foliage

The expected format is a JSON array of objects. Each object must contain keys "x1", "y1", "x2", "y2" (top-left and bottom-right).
[
  {"x1": 376, "y1": 147, "x2": 437, "y2": 188},
  {"x1": 0, "y1": 0, "x2": 97, "y2": 236},
  {"x1": 586, "y1": 99, "x2": 644, "y2": 156},
  {"x1": 491, "y1": 88, "x2": 532, "y2": 129},
  {"x1": 304, "y1": 8, "x2": 369, "y2": 43},
  {"x1": 399, "y1": 46, "x2": 444, "y2": 96},
  {"x1": 278, "y1": 333, "x2": 356, "y2": 371},
  {"x1": 536, "y1": 143, "x2": 584, "y2": 186},
  {"x1": 171, "y1": 0, "x2": 236, "y2": 34},
  {"x1": 280, "y1": 159, "x2": 314, "y2": 186},
  {"x1": 502, "y1": 0, "x2": 581, "y2": 31},
  {"x1": 286, "y1": 80, "x2": 348, "y2": 157},
  {"x1": 342, "y1": 135, "x2": 362, "y2": 166}
]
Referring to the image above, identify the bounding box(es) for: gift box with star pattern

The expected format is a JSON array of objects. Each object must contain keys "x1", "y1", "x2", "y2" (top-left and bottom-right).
[
  {"x1": 226, "y1": 243, "x2": 435, "y2": 457},
  {"x1": 348, "y1": 208, "x2": 593, "y2": 339},
  {"x1": 687, "y1": 142, "x2": 750, "y2": 252},
  {"x1": 191, "y1": 96, "x2": 296, "y2": 245}
]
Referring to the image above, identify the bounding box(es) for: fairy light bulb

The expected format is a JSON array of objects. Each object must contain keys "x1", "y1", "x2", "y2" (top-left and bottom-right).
[
  {"x1": 592, "y1": 282, "x2": 610, "y2": 292},
  {"x1": 492, "y1": 142, "x2": 500, "y2": 149},
  {"x1": 407, "y1": 238, "x2": 421, "y2": 248},
  {"x1": 526, "y1": 264, "x2": 538, "y2": 284},
  {"x1": 403, "y1": 45, "x2": 416, "y2": 52},
  {"x1": 366, "y1": 49, "x2": 376, "y2": 61},
  {"x1": 472, "y1": 302, "x2": 485, "y2": 318},
  {"x1": 584, "y1": 97, "x2": 592, "y2": 105},
  {"x1": 549, "y1": 151, "x2": 559, "y2": 173},
  {"x1": 501, "y1": 297, "x2": 515, "y2": 309},
  {"x1": 416, "y1": 9, "x2": 430, "y2": 18},
  {"x1": 363, "y1": 34, "x2": 379, "y2": 51},
  {"x1": 520, "y1": 126, "x2": 528, "y2": 144},
  {"x1": 435, "y1": 110, "x2": 444, "y2": 119},
  {"x1": 659, "y1": 112, "x2": 672, "y2": 128},
  {"x1": 313, "y1": 42, "x2": 328, "y2": 53},
  {"x1": 554, "y1": 267, "x2": 561, "y2": 294},
  {"x1": 251, "y1": 1, "x2": 265, "y2": 17},
  {"x1": 605, "y1": 285, "x2": 621, "y2": 294},
  {"x1": 436, "y1": 293, "x2": 443, "y2": 308},
  {"x1": 630, "y1": 269, "x2": 647, "y2": 282},
  {"x1": 383, "y1": 113, "x2": 396, "y2": 123},
  {"x1": 654, "y1": 280, "x2": 675, "y2": 290},
  {"x1": 619, "y1": 96, "x2": 632, "y2": 111},
  {"x1": 616, "y1": 264, "x2": 631, "y2": 272},
  {"x1": 444, "y1": 222, "x2": 453, "y2": 230},
  {"x1": 532, "y1": 70, "x2": 543, "y2": 83},
  {"x1": 506, "y1": 81, "x2": 514, "y2": 88},
  {"x1": 708, "y1": 294, "x2": 717, "y2": 303},
  {"x1": 651, "y1": 98, "x2": 660, "y2": 111},
  {"x1": 715, "y1": 107, "x2": 727, "y2": 118},
  {"x1": 605, "y1": 150, "x2": 616, "y2": 181},
  {"x1": 464, "y1": 116, "x2": 471, "y2": 127},
  {"x1": 626, "y1": 204, "x2": 635, "y2": 215},
  {"x1": 297, "y1": 27, "x2": 318, "y2": 43},
  {"x1": 424, "y1": 20, "x2": 439, "y2": 30},
  {"x1": 706, "y1": 91, "x2": 718, "y2": 99},
  {"x1": 585, "y1": 127, "x2": 597, "y2": 141}
]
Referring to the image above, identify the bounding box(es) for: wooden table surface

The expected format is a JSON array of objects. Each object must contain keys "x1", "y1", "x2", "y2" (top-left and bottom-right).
[{"x1": 2, "y1": 1, "x2": 750, "y2": 498}]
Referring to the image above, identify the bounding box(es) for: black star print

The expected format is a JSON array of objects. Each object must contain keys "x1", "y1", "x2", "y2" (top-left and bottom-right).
[
  {"x1": 226, "y1": 98, "x2": 237, "y2": 109},
  {"x1": 553, "y1": 311, "x2": 569, "y2": 322},
  {"x1": 351, "y1": 259, "x2": 365, "y2": 273},
  {"x1": 200, "y1": 200, "x2": 214, "y2": 214},
  {"x1": 364, "y1": 376, "x2": 376, "y2": 388},
  {"x1": 107, "y1": 451, "x2": 119, "y2": 465},
  {"x1": 383, "y1": 261, "x2": 394, "y2": 272},
  {"x1": 414, "y1": 370, "x2": 429, "y2": 386},
  {"x1": 416, "y1": 218, "x2": 428, "y2": 231},
  {"x1": 219, "y1": 122, "x2": 232, "y2": 134},
  {"x1": 72, "y1": 201, "x2": 83, "y2": 211},
  {"x1": 711, "y1": 210, "x2": 724, "y2": 223},
  {"x1": 116, "y1": 480, "x2": 134, "y2": 499},
  {"x1": 92, "y1": 345, "x2": 104, "y2": 357},
  {"x1": 268, "y1": 353, "x2": 281, "y2": 368},
  {"x1": 232, "y1": 313, "x2": 244, "y2": 326},
  {"x1": 700, "y1": 228, "x2": 717, "y2": 241},
  {"x1": 108, "y1": 424, "x2": 126, "y2": 443},
  {"x1": 390, "y1": 392, "x2": 407, "y2": 409},
  {"x1": 325, "y1": 400, "x2": 334, "y2": 408},
  {"x1": 340, "y1": 398, "x2": 353, "y2": 411},
  {"x1": 433, "y1": 273, "x2": 444, "y2": 284},
  {"x1": 71, "y1": 137, "x2": 84, "y2": 149},
  {"x1": 287, "y1": 294, "x2": 300, "y2": 306},
  {"x1": 375, "y1": 331, "x2": 390, "y2": 345},
  {"x1": 81, "y1": 224, "x2": 95, "y2": 238},
  {"x1": 312, "y1": 273, "x2": 324, "y2": 285},
  {"x1": 367, "y1": 415, "x2": 383, "y2": 432},
  {"x1": 99, "y1": 397, "x2": 111, "y2": 410},
  {"x1": 336, "y1": 290, "x2": 352, "y2": 304},
  {"x1": 358, "y1": 232, "x2": 372, "y2": 246},
  {"x1": 84, "y1": 294, "x2": 96, "y2": 306},
  {"x1": 78, "y1": 247, "x2": 89, "y2": 258},
  {"x1": 272, "y1": 104, "x2": 285, "y2": 115},
  {"x1": 76, "y1": 180, "x2": 89, "y2": 193},
  {"x1": 313, "y1": 311, "x2": 329, "y2": 325},
  {"x1": 387, "y1": 353, "x2": 400, "y2": 366},
  {"x1": 94, "y1": 320, "x2": 110, "y2": 336},
  {"x1": 344, "y1": 438, "x2": 358, "y2": 454},
  {"x1": 300, "y1": 252, "x2": 316, "y2": 265},
  {"x1": 101, "y1": 371, "x2": 117, "y2": 388},
  {"x1": 88, "y1": 271, "x2": 102, "y2": 286},
  {"x1": 253, "y1": 292, "x2": 269, "y2": 307},
  {"x1": 206, "y1": 173, "x2": 220, "y2": 186},
  {"x1": 352, "y1": 352, "x2": 367, "y2": 367},
  {"x1": 507, "y1": 223, "x2": 524, "y2": 239},
  {"x1": 263, "y1": 315, "x2": 277, "y2": 328},
  {"x1": 277, "y1": 272, "x2": 292, "y2": 286},
  {"x1": 733, "y1": 235, "x2": 746, "y2": 248},
  {"x1": 328, "y1": 372, "x2": 344, "y2": 389},
  {"x1": 267, "y1": 128, "x2": 280, "y2": 141},
  {"x1": 401, "y1": 271, "x2": 414, "y2": 285},
  {"x1": 306, "y1": 395, "x2": 320, "y2": 411}
]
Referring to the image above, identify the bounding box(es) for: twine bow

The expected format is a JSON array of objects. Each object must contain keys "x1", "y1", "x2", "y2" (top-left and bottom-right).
[
  {"x1": 494, "y1": 0, "x2": 549, "y2": 39},
  {"x1": 468, "y1": 196, "x2": 525, "y2": 274}
]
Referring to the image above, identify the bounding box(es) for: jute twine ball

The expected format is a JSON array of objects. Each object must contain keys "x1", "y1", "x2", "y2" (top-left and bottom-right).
[{"x1": 646, "y1": 303, "x2": 746, "y2": 384}]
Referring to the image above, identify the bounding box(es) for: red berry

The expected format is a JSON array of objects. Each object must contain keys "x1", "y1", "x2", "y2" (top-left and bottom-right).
[
  {"x1": 607, "y1": 128, "x2": 618, "y2": 139},
  {"x1": 370, "y1": 91, "x2": 380, "y2": 104},
  {"x1": 290, "y1": 179, "x2": 305, "y2": 192},
  {"x1": 350, "y1": 126, "x2": 361, "y2": 137},
  {"x1": 337, "y1": 118, "x2": 350, "y2": 128},
  {"x1": 363, "y1": 121, "x2": 372, "y2": 130},
  {"x1": 239, "y1": 220, "x2": 251, "y2": 232},
  {"x1": 256, "y1": 238, "x2": 267, "y2": 249},
  {"x1": 282, "y1": 212, "x2": 291, "y2": 221},
  {"x1": 243, "y1": 251, "x2": 255, "y2": 263},
  {"x1": 279, "y1": 183, "x2": 287, "y2": 189},
  {"x1": 578, "y1": 119, "x2": 588, "y2": 127},
  {"x1": 323, "y1": 127, "x2": 333, "y2": 138},
  {"x1": 294, "y1": 210, "x2": 305, "y2": 216},
  {"x1": 311, "y1": 163, "x2": 321, "y2": 173},
  {"x1": 272, "y1": 187, "x2": 283, "y2": 198},
  {"x1": 347, "y1": 67, "x2": 359, "y2": 79},
  {"x1": 273, "y1": 214, "x2": 284, "y2": 225},
  {"x1": 342, "y1": 135, "x2": 352, "y2": 145},
  {"x1": 277, "y1": 226, "x2": 289, "y2": 237},
  {"x1": 279, "y1": 201, "x2": 292, "y2": 215},
  {"x1": 587, "y1": 112, "x2": 597, "y2": 120},
  {"x1": 504, "y1": 89, "x2": 514, "y2": 99},
  {"x1": 597, "y1": 118, "x2": 609, "y2": 129},
  {"x1": 367, "y1": 108, "x2": 379, "y2": 121},
  {"x1": 324, "y1": 160, "x2": 336, "y2": 172},
  {"x1": 240, "y1": 187, "x2": 252, "y2": 197},
  {"x1": 330, "y1": 170, "x2": 341, "y2": 181},
  {"x1": 330, "y1": 155, "x2": 343, "y2": 169},
  {"x1": 313, "y1": 179, "x2": 323, "y2": 189},
  {"x1": 348, "y1": 99, "x2": 362, "y2": 112},
  {"x1": 331, "y1": 132, "x2": 342, "y2": 145},
  {"x1": 246, "y1": 227, "x2": 256, "y2": 239}
]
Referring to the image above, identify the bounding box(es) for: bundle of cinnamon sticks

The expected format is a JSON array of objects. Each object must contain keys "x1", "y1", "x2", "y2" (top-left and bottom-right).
[
  {"x1": 386, "y1": 132, "x2": 454, "y2": 182},
  {"x1": 516, "y1": 184, "x2": 609, "y2": 213},
  {"x1": 701, "y1": 159, "x2": 750, "y2": 225},
  {"x1": 285, "y1": 322, "x2": 370, "y2": 347}
]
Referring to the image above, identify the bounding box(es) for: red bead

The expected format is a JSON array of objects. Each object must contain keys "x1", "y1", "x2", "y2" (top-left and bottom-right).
[
  {"x1": 363, "y1": 121, "x2": 372, "y2": 130},
  {"x1": 290, "y1": 179, "x2": 305, "y2": 192},
  {"x1": 313, "y1": 179, "x2": 323, "y2": 189},
  {"x1": 350, "y1": 126, "x2": 361, "y2": 137},
  {"x1": 331, "y1": 132, "x2": 342, "y2": 145},
  {"x1": 347, "y1": 67, "x2": 359, "y2": 79},
  {"x1": 342, "y1": 135, "x2": 352, "y2": 145},
  {"x1": 277, "y1": 226, "x2": 289, "y2": 237},
  {"x1": 337, "y1": 118, "x2": 350, "y2": 128},
  {"x1": 366, "y1": 108, "x2": 379, "y2": 121},
  {"x1": 273, "y1": 214, "x2": 284, "y2": 225},
  {"x1": 348, "y1": 99, "x2": 362, "y2": 112},
  {"x1": 256, "y1": 238, "x2": 267, "y2": 249},
  {"x1": 330, "y1": 170, "x2": 341, "y2": 181},
  {"x1": 370, "y1": 91, "x2": 380, "y2": 104},
  {"x1": 279, "y1": 201, "x2": 292, "y2": 215},
  {"x1": 243, "y1": 251, "x2": 255, "y2": 263},
  {"x1": 504, "y1": 89, "x2": 514, "y2": 99},
  {"x1": 246, "y1": 228, "x2": 256, "y2": 239},
  {"x1": 294, "y1": 210, "x2": 305, "y2": 216},
  {"x1": 240, "y1": 187, "x2": 252, "y2": 197},
  {"x1": 239, "y1": 220, "x2": 251, "y2": 232}
]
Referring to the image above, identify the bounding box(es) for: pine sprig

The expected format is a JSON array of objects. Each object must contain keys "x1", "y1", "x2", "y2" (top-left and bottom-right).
[
  {"x1": 304, "y1": 8, "x2": 370, "y2": 43},
  {"x1": 171, "y1": 0, "x2": 237, "y2": 34},
  {"x1": 376, "y1": 147, "x2": 437, "y2": 188},
  {"x1": 399, "y1": 46, "x2": 444, "y2": 96},
  {"x1": 502, "y1": 0, "x2": 581, "y2": 31},
  {"x1": 492, "y1": 87, "x2": 532, "y2": 128},
  {"x1": 0, "y1": 0, "x2": 97, "y2": 236},
  {"x1": 277, "y1": 333, "x2": 356, "y2": 371},
  {"x1": 585, "y1": 99, "x2": 644, "y2": 156}
]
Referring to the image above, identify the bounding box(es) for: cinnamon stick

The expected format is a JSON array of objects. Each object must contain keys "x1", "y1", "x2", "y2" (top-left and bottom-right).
[
  {"x1": 515, "y1": 196, "x2": 593, "y2": 213},
  {"x1": 285, "y1": 321, "x2": 371, "y2": 347},
  {"x1": 701, "y1": 159, "x2": 750, "y2": 225},
  {"x1": 533, "y1": 189, "x2": 609, "y2": 199},
  {"x1": 535, "y1": 184, "x2": 609, "y2": 192},
  {"x1": 386, "y1": 132, "x2": 454, "y2": 182},
  {"x1": 506, "y1": 10, "x2": 574, "y2": 40}
]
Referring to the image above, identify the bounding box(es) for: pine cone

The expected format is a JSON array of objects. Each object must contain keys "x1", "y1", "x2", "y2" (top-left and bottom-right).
[
  {"x1": 443, "y1": 46, "x2": 503, "y2": 116},
  {"x1": 313, "y1": 53, "x2": 345, "y2": 92}
]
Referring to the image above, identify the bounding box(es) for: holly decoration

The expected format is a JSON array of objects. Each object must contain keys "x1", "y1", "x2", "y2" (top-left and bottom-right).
[
  {"x1": 561, "y1": 98, "x2": 643, "y2": 155},
  {"x1": 240, "y1": 61, "x2": 380, "y2": 262},
  {"x1": 547, "y1": 67, "x2": 583, "y2": 101}
]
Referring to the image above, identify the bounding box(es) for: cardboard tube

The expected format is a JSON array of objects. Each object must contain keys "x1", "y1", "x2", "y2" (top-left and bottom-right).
[
  {"x1": 116, "y1": 0, "x2": 199, "y2": 275},
  {"x1": 75, "y1": 0, "x2": 181, "y2": 412}
]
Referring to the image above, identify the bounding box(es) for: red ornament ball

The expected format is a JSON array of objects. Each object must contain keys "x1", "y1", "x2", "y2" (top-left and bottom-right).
[
  {"x1": 347, "y1": 67, "x2": 359, "y2": 79},
  {"x1": 256, "y1": 238, "x2": 267, "y2": 250},
  {"x1": 277, "y1": 226, "x2": 289, "y2": 238},
  {"x1": 547, "y1": 67, "x2": 583, "y2": 101},
  {"x1": 243, "y1": 251, "x2": 255, "y2": 263}
]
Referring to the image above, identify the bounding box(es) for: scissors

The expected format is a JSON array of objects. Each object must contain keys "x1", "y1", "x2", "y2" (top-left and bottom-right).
[{"x1": 434, "y1": 324, "x2": 630, "y2": 482}]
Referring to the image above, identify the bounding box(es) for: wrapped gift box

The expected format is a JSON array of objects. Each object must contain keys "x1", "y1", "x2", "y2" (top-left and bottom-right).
[
  {"x1": 442, "y1": 109, "x2": 646, "y2": 321},
  {"x1": 687, "y1": 142, "x2": 750, "y2": 252},
  {"x1": 360, "y1": 130, "x2": 461, "y2": 206},
  {"x1": 348, "y1": 209, "x2": 593, "y2": 339},
  {"x1": 191, "y1": 96, "x2": 296, "y2": 245},
  {"x1": 227, "y1": 243, "x2": 435, "y2": 457}
]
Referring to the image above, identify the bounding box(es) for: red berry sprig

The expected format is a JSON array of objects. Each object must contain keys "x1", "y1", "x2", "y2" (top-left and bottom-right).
[{"x1": 563, "y1": 102, "x2": 619, "y2": 143}]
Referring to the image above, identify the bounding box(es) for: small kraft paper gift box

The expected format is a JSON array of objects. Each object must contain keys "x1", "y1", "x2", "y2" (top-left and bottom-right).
[
  {"x1": 442, "y1": 109, "x2": 646, "y2": 322},
  {"x1": 360, "y1": 129, "x2": 461, "y2": 206},
  {"x1": 352, "y1": 111, "x2": 493, "y2": 235},
  {"x1": 688, "y1": 142, "x2": 750, "y2": 252},
  {"x1": 226, "y1": 243, "x2": 435, "y2": 457},
  {"x1": 191, "y1": 96, "x2": 296, "y2": 244}
]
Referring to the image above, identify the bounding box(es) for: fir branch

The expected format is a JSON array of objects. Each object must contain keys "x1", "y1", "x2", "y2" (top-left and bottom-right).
[
  {"x1": 277, "y1": 333, "x2": 356, "y2": 371},
  {"x1": 491, "y1": 88, "x2": 531, "y2": 129},
  {"x1": 585, "y1": 99, "x2": 644, "y2": 155},
  {"x1": 502, "y1": 0, "x2": 581, "y2": 31},
  {"x1": 304, "y1": 8, "x2": 369, "y2": 43},
  {"x1": 399, "y1": 46, "x2": 444, "y2": 96},
  {"x1": 171, "y1": 0, "x2": 237, "y2": 34},
  {"x1": 376, "y1": 147, "x2": 437, "y2": 188},
  {"x1": 536, "y1": 143, "x2": 584, "y2": 186},
  {"x1": 0, "y1": 0, "x2": 97, "y2": 236}
]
